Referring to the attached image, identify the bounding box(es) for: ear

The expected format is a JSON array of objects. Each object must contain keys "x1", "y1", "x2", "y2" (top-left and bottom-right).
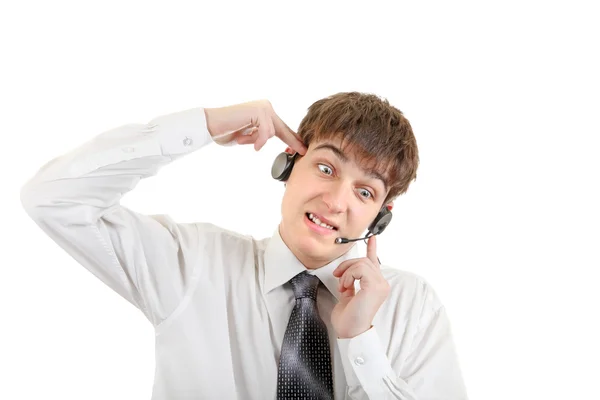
[
  {"x1": 386, "y1": 201, "x2": 394, "y2": 211},
  {"x1": 284, "y1": 146, "x2": 293, "y2": 154}
]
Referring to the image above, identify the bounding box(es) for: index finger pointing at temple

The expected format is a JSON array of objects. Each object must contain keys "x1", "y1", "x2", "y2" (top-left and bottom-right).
[{"x1": 273, "y1": 114, "x2": 307, "y2": 155}]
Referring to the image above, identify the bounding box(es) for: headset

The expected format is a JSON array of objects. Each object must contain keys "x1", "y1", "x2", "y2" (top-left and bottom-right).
[{"x1": 271, "y1": 151, "x2": 393, "y2": 246}]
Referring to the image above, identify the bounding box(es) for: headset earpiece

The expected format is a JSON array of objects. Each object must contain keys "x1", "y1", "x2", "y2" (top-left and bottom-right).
[
  {"x1": 367, "y1": 206, "x2": 393, "y2": 236},
  {"x1": 271, "y1": 152, "x2": 298, "y2": 181}
]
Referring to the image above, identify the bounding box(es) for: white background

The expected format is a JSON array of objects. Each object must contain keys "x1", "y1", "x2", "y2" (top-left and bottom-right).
[{"x1": 2, "y1": 1, "x2": 599, "y2": 399}]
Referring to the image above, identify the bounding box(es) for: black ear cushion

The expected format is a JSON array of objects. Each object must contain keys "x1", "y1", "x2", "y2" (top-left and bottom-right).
[
  {"x1": 368, "y1": 207, "x2": 393, "y2": 235},
  {"x1": 271, "y1": 152, "x2": 298, "y2": 181}
]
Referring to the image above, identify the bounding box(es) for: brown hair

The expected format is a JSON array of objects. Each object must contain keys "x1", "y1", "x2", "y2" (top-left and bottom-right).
[{"x1": 297, "y1": 92, "x2": 419, "y2": 205}]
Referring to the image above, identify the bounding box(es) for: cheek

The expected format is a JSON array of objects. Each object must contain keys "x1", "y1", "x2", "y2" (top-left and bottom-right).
[
  {"x1": 281, "y1": 183, "x2": 305, "y2": 216},
  {"x1": 287, "y1": 170, "x2": 319, "y2": 197},
  {"x1": 349, "y1": 207, "x2": 378, "y2": 226}
]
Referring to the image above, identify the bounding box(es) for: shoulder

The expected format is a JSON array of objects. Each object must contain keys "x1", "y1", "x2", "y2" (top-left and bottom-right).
[
  {"x1": 379, "y1": 266, "x2": 445, "y2": 321},
  {"x1": 192, "y1": 221, "x2": 269, "y2": 255},
  {"x1": 194, "y1": 221, "x2": 252, "y2": 240},
  {"x1": 379, "y1": 265, "x2": 434, "y2": 295}
]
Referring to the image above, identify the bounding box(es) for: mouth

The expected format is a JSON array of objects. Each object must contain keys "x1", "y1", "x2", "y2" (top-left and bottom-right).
[{"x1": 305, "y1": 212, "x2": 338, "y2": 231}]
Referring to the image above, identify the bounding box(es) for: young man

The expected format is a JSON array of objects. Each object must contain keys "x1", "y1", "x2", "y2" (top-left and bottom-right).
[{"x1": 21, "y1": 93, "x2": 468, "y2": 399}]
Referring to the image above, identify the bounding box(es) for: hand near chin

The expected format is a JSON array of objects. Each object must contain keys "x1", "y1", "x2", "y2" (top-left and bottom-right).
[{"x1": 331, "y1": 235, "x2": 391, "y2": 339}]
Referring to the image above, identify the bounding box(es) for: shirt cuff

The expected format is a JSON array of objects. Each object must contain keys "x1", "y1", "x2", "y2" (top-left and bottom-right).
[
  {"x1": 336, "y1": 326, "x2": 395, "y2": 389},
  {"x1": 148, "y1": 107, "x2": 215, "y2": 157}
]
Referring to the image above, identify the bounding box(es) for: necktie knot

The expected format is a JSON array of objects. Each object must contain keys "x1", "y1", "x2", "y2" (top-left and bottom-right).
[{"x1": 289, "y1": 271, "x2": 320, "y2": 300}]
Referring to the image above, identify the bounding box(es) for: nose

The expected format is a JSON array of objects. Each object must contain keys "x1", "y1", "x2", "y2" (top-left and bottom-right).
[{"x1": 322, "y1": 183, "x2": 348, "y2": 214}]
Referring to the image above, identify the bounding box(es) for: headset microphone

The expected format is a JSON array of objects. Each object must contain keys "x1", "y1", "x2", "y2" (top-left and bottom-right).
[
  {"x1": 335, "y1": 234, "x2": 373, "y2": 244},
  {"x1": 334, "y1": 206, "x2": 392, "y2": 244},
  {"x1": 334, "y1": 233, "x2": 384, "y2": 265}
]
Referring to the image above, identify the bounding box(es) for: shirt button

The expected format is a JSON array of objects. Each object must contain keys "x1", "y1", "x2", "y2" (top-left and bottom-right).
[
  {"x1": 183, "y1": 136, "x2": 193, "y2": 146},
  {"x1": 122, "y1": 147, "x2": 135, "y2": 153},
  {"x1": 354, "y1": 356, "x2": 365, "y2": 366}
]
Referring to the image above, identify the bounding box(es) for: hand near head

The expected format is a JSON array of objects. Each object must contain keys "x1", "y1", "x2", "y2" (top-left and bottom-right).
[
  {"x1": 331, "y1": 235, "x2": 391, "y2": 339},
  {"x1": 204, "y1": 100, "x2": 307, "y2": 155}
]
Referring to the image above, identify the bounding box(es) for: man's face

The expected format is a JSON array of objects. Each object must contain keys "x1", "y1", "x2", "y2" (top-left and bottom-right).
[{"x1": 279, "y1": 138, "x2": 391, "y2": 269}]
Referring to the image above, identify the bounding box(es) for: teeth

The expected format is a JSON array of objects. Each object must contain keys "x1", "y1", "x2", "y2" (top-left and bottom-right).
[{"x1": 308, "y1": 213, "x2": 335, "y2": 230}]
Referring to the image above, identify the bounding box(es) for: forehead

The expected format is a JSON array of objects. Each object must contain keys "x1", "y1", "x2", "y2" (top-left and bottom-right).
[{"x1": 309, "y1": 139, "x2": 389, "y2": 188}]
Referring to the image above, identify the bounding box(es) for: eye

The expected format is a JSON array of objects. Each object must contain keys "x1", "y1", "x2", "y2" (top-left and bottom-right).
[
  {"x1": 358, "y1": 188, "x2": 374, "y2": 200},
  {"x1": 318, "y1": 164, "x2": 333, "y2": 175}
]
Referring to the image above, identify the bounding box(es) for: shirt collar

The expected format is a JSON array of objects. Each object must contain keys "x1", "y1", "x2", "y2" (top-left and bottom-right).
[{"x1": 263, "y1": 226, "x2": 360, "y2": 301}]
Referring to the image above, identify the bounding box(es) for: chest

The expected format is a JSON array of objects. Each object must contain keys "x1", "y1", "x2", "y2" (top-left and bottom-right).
[{"x1": 154, "y1": 276, "x2": 348, "y2": 399}]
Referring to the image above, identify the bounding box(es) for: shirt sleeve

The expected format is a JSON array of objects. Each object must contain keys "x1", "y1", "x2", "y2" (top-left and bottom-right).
[
  {"x1": 399, "y1": 305, "x2": 468, "y2": 399},
  {"x1": 337, "y1": 327, "x2": 419, "y2": 399},
  {"x1": 337, "y1": 288, "x2": 468, "y2": 399},
  {"x1": 20, "y1": 107, "x2": 215, "y2": 327}
]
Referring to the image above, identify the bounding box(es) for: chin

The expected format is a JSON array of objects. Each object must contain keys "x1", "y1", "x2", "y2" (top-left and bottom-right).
[
  {"x1": 295, "y1": 234, "x2": 327, "y2": 253},
  {"x1": 294, "y1": 230, "x2": 340, "y2": 262},
  {"x1": 281, "y1": 216, "x2": 339, "y2": 257}
]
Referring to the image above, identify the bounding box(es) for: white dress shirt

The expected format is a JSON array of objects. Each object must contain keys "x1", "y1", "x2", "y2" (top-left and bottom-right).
[{"x1": 20, "y1": 106, "x2": 468, "y2": 399}]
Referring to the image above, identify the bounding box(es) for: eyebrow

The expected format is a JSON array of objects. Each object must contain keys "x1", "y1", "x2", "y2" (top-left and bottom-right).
[{"x1": 312, "y1": 143, "x2": 389, "y2": 193}]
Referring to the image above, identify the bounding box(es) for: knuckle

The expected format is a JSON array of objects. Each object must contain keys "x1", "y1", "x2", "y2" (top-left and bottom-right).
[{"x1": 259, "y1": 99, "x2": 273, "y2": 110}]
